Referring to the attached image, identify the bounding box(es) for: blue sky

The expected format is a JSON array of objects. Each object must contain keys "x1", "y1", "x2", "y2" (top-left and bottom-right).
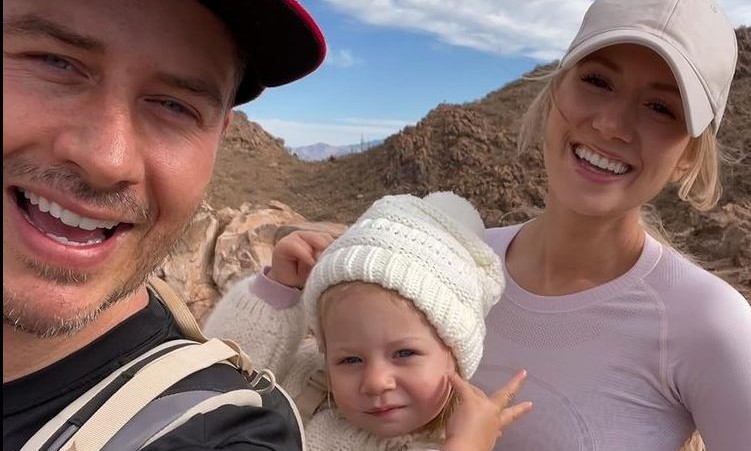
[{"x1": 239, "y1": 0, "x2": 750, "y2": 148}]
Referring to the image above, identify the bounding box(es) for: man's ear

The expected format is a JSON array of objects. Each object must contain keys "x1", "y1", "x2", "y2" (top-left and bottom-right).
[{"x1": 221, "y1": 110, "x2": 234, "y2": 137}]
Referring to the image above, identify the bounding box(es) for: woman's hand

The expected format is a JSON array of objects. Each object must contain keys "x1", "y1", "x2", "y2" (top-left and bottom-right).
[
  {"x1": 267, "y1": 230, "x2": 334, "y2": 288},
  {"x1": 443, "y1": 370, "x2": 533, "y2": 451}
]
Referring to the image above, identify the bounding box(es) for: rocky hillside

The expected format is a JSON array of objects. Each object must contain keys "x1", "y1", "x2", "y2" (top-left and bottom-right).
[{"x1": 207, "y1": 27, "x2": 750, "y2": 299}]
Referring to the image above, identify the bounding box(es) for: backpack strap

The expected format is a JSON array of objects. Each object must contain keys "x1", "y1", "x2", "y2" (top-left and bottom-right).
[
  {"x1": 140, "y1": 389, "x2": 263, "y2": 448},
  {"x1": 146, "y1": 277, "x2": 206, "y2": 342},
  {"x1": 58, "y1": 339, "x2": 238, "y2": 451},
  {"x1": 20, "y1": 340, "x2": 196, "y2": 451},
  {"x1": 24, "y1": 279, "x2": 291, "y2": 451},
  {"x1": 147, "y1": 277, "x2": 257, "y2": 376}
]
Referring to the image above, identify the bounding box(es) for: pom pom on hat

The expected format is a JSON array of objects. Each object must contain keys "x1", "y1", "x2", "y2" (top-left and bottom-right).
[{"x1": 301, "y1": 191, "x2": 504, "y2": 378}]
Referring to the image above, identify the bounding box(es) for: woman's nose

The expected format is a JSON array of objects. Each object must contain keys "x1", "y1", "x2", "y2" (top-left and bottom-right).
[{"x1": 591, "y1": 98, "x2": 636, "y2": 144}]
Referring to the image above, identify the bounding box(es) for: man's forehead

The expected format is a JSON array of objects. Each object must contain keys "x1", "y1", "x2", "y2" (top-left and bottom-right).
[
  {"x1": 4, "y1": 1, "x2": 238, "y2": 112},
  {"x1": 4, "y1": 13, "x2": 104, "y2": 52}
]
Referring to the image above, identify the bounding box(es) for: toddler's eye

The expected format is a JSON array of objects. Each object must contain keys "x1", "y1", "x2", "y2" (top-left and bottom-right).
[
  {"x1": 394, "y1": 349, "x2": 417, "y2": 359},
  {"x1": 338, "y1": 356, "x2": 361, "y2": 365}
]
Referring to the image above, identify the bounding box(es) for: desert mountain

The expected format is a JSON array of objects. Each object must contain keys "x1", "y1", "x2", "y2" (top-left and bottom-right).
[{"x1": 207, "y1": 27, "x2": 750, "y2": 298}]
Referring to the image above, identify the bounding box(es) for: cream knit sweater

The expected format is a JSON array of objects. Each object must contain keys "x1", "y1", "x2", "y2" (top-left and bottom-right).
[{"x1": 203, "y1": 272, "x2": 444, "y2": 451}]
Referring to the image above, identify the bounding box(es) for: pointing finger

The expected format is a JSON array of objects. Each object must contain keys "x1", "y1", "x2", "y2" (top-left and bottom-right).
[
  {"x1": 498, "y1": 401, "x2": 533, "y2": 428},
  {"x1": 490, "y1": 369, "x2": 528, "y2": 408}
]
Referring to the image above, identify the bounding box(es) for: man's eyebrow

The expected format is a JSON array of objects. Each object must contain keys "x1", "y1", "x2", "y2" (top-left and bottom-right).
[
  {"x1": 156, "y1": 72, "x2": 227, "y2": 112},
  {"x1": 3, "y1": 14, "x2": 104, "y2": 52}
]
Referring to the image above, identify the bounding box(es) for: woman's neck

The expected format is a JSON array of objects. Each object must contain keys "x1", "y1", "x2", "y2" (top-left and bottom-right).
[{"x1": 506, "y1": 207, "x2": 645, "y2": 296}]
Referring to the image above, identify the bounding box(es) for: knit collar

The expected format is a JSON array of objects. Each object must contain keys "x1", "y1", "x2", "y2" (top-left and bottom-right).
[{"x1": 306, "y1": 407, "x2": 444, "y2": 451}]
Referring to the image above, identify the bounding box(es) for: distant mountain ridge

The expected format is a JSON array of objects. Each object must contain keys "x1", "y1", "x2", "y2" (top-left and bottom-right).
[{"x1": 290, "y1": 139, "x2": 384, "y2": 161}]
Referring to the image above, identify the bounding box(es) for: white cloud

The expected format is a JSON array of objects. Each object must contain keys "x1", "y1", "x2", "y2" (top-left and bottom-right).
[
  {"x1": 323, "y1": 0, "x2": 750, "y2": 61},
  {"x1": 253, "y1": 117, "x2": 413, "y2": 147},
  {"x1": 325, "y1": 49, "x2": 361, "y2": 68}
]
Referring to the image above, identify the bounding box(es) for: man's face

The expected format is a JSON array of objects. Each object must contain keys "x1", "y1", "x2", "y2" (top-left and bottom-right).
[{"x1": 2, "y1": 0, "x2": 238, "y2": 336}]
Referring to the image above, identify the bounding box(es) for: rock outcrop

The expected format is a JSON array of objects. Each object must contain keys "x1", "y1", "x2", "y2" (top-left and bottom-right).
[{"x1": 156, "y1": 201, "x2": 348, "y2": 323}]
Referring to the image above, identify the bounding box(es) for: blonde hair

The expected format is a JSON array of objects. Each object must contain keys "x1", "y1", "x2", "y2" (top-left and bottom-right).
[
  {"x1": 679, "y1": 431, "x2": 705, "y2": 451},
  {"x1": 316, "y1": 281, "x2": 460, "y2": 436}
]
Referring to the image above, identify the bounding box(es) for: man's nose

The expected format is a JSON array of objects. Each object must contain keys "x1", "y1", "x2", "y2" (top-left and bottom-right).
[{"x1": 52, "y1": 95, "x2": 145, "y2": 191}]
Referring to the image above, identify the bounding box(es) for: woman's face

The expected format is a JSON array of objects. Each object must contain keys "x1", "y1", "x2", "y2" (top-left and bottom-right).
[{"x1": 543, "y1": 43, "x2": 694, "y2": 219}]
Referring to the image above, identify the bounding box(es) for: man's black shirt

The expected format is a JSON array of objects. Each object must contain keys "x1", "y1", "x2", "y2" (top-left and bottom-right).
[{"x1": 3, "y1": 290, "x2": 300, "y2": 450}]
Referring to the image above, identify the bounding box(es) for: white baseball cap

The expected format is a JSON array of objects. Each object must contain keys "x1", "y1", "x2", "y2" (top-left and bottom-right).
[{"x1": 560, "y1": 0, "x2": 738, "y2": 137}]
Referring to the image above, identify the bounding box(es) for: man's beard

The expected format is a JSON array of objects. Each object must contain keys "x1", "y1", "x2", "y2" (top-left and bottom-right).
[{"x1": 2, "y1": 157, "x2": 198, "y2": 338}]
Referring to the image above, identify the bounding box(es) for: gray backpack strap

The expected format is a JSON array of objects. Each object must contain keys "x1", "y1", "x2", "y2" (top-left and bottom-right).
[
  {"x1": 137, "y1": 389, "x2": 262, "y2": 449},
  {"x1": 108, "y1": 389, "x2": 263, "y2": 450},
  {"x1": 57, "y1": 339, "x2": 239, "y2": 451},
  {"x1": 20, "y1": 340, "x2": 195, "y2": 451}
]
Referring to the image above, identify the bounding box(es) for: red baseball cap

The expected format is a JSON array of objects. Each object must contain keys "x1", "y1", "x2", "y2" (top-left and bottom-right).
[{"x1": 200, "y1": 0, "x2": 327, "y2": 105}]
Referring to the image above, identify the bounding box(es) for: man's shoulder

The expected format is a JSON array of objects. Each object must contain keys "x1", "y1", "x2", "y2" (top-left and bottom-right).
[
  {"x1": 135, "y1": 347, "x2": 305, "y2": 450},
  {"x1": 140, "y1": 364, "x2": 303, "y2": 450},
  {"x1": 142, "y1": 403, "x2": 301, "y2": 450}
]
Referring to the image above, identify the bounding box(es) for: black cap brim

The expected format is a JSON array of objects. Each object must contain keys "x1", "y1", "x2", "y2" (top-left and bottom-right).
[{"x1": 201, "y1": 0, "x2": 326, "y2": 105}]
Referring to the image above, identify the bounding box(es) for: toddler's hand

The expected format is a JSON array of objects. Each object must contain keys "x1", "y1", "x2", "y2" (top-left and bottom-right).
[
  {"x1": 268, "y1": 231, "x2": 334, "y2": 288},
  {"x1": 444, "y1": 370, "x2": 533, "y2": 451}
]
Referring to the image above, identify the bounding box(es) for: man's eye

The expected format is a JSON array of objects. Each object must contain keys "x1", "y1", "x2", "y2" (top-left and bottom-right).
[
  {"x1": 160, "y1": 99, "x2": 190, "y2": 115},
  {"x1": 36, "y1": 54, "x2": 75, "y2": 71}
]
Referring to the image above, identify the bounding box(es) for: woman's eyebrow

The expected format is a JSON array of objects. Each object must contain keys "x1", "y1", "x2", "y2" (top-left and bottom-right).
[{"x1": 583, "y1": 54, "x2": 680, "y2": 96}]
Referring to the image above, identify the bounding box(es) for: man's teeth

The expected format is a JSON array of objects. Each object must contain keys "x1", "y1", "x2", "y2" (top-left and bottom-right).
[
  {"x1": 573, "y1": 145, "x2": 629, "y2": 175},
  {"x1": 22, "y1": 190, "x2": 119, "y2": 231}
]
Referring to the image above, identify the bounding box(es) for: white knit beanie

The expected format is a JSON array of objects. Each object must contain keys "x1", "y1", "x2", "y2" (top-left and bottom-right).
[{"x1": 301, "y1": 191, "x2": 504, "y2": 378}]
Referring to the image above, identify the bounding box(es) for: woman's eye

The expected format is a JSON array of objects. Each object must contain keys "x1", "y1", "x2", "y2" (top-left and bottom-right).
[
  {"x1": 394, "y1": 349, "x2": 417, "y2": 359},
  {"x1": 580, "y1": 73, "x2": 611, "y2": 90},
  {"x1": 647, "y1": 101, "x2": 677, "y2": 119}
]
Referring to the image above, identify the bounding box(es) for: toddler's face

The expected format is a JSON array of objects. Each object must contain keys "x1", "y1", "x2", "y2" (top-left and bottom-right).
[{"x1": 321, "y1": 283, "x2": 455, "y2": 437}]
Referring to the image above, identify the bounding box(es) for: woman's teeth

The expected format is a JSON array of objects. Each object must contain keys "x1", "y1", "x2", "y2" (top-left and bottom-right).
[{"x1": 573, "y1": 145, "x2": 629, "y2": 175}]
